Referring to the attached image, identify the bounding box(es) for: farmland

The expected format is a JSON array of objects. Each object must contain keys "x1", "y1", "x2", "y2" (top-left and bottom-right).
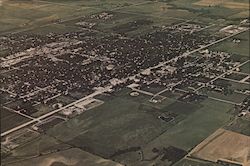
[
  {"x1": 0, "y1": 0, "x2": 249, "y2": 166},
  {"x1": 189, "y1": 128, "x2": 250, "y2": 166},
  {"x1": 1, "y1": 108, "x2": 30, "y2": 133}
]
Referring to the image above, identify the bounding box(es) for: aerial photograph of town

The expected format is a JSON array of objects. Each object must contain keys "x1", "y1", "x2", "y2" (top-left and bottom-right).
[{"x1": 0, "y1": 0, "x2": 249, "y2": 166}]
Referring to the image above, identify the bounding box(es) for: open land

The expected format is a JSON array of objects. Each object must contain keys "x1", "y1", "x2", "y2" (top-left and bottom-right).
[
  {"x1": 189, "y1": 128, "x2": 250, "y2": 166},
  {"x1": 0, "y1": 0, "x2": 249, "y2": 166}
]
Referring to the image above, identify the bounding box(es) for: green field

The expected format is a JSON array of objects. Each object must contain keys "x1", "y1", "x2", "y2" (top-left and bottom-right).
[
  {"x1": 1, "y1": 108, "x2": 30, "y2": 133},
  {"x1": 118, "y1": 1, "x2": 198, "y2": 20},
  {"x1": 5, "y1": 148, "x2": 122, "y2": 166},
  {"x1": 0, "y1": 87, "x2": 237, "y2": 165},
  {"x1": 174, "y1": 158, "x2": 224, "y2": 166},
  {"x1": 169, "y1": 0, "x2": 248, "y2": 20},
  {"x1": 213, "y1": 78, "x2": 250, "y2": 91},
  {"x1": 2, "y1": 134, "x2": 121, "y2": 166},
  {"x1": 0, "y1": 0, "x2": 101, "y2": 34},
  {"x1": 31, "y1": 88, "x2": 234, "y2": 166},
  {"x1": 225, "y1": 117, "x2": 250, "y2": 136},
  {"x1": 45, "y1": 0, "x2": 146, "y2": 9},
  {"x1": 46, "y1": 89, "x2": 175, "y2": 158},
  {"x1": 132, "y1": 98, "x2": 233, "y2": 165},
  {"x1": 240, "y1": 61, "x2": 250, "y2": 74},
  {"x1": 210, "y1": 31, "x2": 250, "y2": 59},
  {"x1": 27, "y1": 23, "x2": 82, "y2": 35},
  {"x1": 200, "y1": 87, "x2": 248, "y2": 103}
]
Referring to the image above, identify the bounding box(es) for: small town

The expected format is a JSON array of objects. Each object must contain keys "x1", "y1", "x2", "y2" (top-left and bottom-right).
[{"x1": 0, "y1": 1, "x2": 249, "y2": 166}]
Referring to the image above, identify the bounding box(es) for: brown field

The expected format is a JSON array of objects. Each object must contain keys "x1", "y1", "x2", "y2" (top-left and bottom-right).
[
  {"x1": 194, "y1": 0, "x2": 249, "y2": 9},
  {"x1": 231, "y1": 10, "x2": 250, "y2": 18},
  {"x1": 223, "y1": 2, "x2": 249, "y2": 9},
  {"x1": 194, "y1": 0, "x2": 225, "y2": 6},
  {"x1": 6, "y1": 148, "x2": 123, "y2": 166},
  {"x1": 2, "y1": 0, "x2": 48, "y2": 9},
  {"x1": 189, "y1": 128, "x2": 250, "y2": 166}
]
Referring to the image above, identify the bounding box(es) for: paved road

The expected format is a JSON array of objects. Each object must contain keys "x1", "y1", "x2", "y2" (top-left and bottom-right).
[
  {"x1": 221, "y1": 77, "x2": 250, "y2": 85},
  {"x1": 139, "y1": 28, "x2": 250, "y2": 79},
  {"x1": 1, "y1": 86, "x2": 112, "y2": 137},
  {"x1": 195, "y1": 59, "x2": 250, "y2": 92},
  {"x1": 175, "y1": 88, "x2": 240, "y2": 105}
]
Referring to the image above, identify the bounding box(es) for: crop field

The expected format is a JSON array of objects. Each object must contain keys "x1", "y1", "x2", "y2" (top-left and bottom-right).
[
  {"x1": 1, "y1": 108, "x2": 29, "y2": 133},
  {"x1": 0, "y1": 91, "x2": 14, "y2": 105},
  {"x1": 0, "y1": 0, "x2": 101, "y2": 34},
  {"x1": 32, "y1": 104, "x2": 54, "y2": 118},
  {"x1": 45, "y1": 0, "x2": 146, "y2": 9},
  {"x1": 60, "y1": 9, "x2": 182, "y2": 37},
  {"x1": 210, "y1": 31, "x2": 250, "y2": 59},
  {"x1": 6, "y1": 135, "x2": 70, "y2": 158},
  {"x1": 1, "y1": 0, "x2": 248, "y2": 36},
  {"x1": 46, "y1": 89, "x2": 176, "y2": 159},
  {"x1": 240, "y1": 61, "x2": 250, "y2": 74},
  {"x1": 135, "y1": 98, "x2": 233, "y2": 165},
  {"x1": 119, "y1": 1, "x2": 198, "y2": 20},
  {"x1": 26, "y1": 23, "x2": 82, "y2": 35},
  {"x1": 225, "y1": 72, "x2": 247, "y2": 81},
  {"x1": 189, "y1": 128, "x2": 250, "y2": 166},
  {"x1": 194, "y1": 0, "x2": 249, "y2": 10},
  {"x1": 226, "y1": 80, "x2": 250, "y2": 91},
  {"x1": 199, "y1": 87, "x2": 248, "y2": 104},
  {"x1": 2, "y1": 134, "x2": 120, "y2": 166},
  {"x1": 231, "y1": 10, "x2": 249, "y2": 19},
  {"x1": 5, "y1": 148, "x2": 123, "y2": 166},
  {"x1": 225, "y1": 117, "x2": 250, "y2": 136},
  {"x1": 35, "y1": 89, "x2": 234, "y2": 166},
  {"x1": 169, "y1": 0, "x2": 248, "y2": 21},
  {"x1": 175, "y1": 158, "x2": 224, "y2": 166}
]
